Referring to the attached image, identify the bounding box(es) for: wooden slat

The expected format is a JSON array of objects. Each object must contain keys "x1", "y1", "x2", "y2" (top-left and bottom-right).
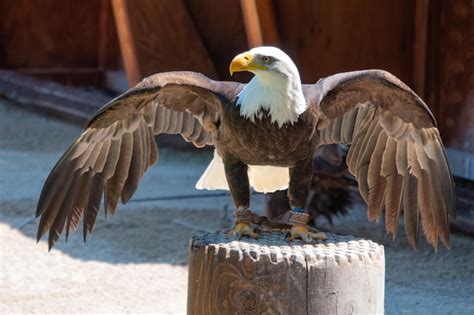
[
  {"x1": 0, "y1": 70, "x2": 110, "y2": 124},
  {"x1": 15, "y1": 68, "x2": 102, "y2": 86},
  {"x1": 436, "y1": 0, "x2": 474, "y2": 151},
  {"x1": 273, "y1": 0, "x2": 416, "y2": 83},
  {"x1": 112, "y1": 0, "x2": 218, "y2": 87},
  {"x1": 424, "y1": 0, "x2": 473, "y2": 151},
  {"x1": 184, "y1": 0, "x2": 249, "y2": 81},
  {"x1": 0, "y1": 1, "x2": 102, "y2": 69},
  {"x1": 240, "y1": 0, "x2": 264, "y2": 47},
  {"x1": 255, "y1": 0, "x2": 281, "y2": 46},
  {"x1": 239, "y1": 0, "x2": 280, "y2": 47},
  {"x1": 111, "y1": 0, "x2": 141, "y2": 87},
  {"x1": 413, "y1": 0, "x2": 429, "y2": 98}
]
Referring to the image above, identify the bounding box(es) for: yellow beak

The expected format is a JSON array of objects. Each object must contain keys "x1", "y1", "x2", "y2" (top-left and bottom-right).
[{"x1": 229, "y1": 51, "x2": 268, "y2": 76}]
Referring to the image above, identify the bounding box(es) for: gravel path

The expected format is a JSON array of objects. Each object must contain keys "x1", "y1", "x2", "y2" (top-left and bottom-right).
[{"x1": 1, "y1": 100, "x2": 473, "y2": 314}]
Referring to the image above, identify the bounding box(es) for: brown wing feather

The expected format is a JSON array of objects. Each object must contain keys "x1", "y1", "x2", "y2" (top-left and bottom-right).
[
  {"x1": 367, "y1": 132, "x2": 388, "y2": 221},
  {"x1": 36, "y1": 71, "x2": 242, "y2": 249},
  {"x1": 313, "y1": 70, "x2": 455, "y2": 250}
]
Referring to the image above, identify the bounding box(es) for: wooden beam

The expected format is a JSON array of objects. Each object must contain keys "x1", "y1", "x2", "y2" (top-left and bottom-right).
[
  {"x1": 14, "y1": 67, "x2": 102, "y2": 86},
  {"x1": 111, "y1": 0, "x2": 141, "y2": 87},
  {"x1": 0, "y1": 1, "x2": 104, "y2": 71},
  {"x1": 0, "y1": 70, "x2": 109, "y2": 124},
  {"x1": 255, "y1": 0, "x2": 281, "y2": 46},
  {"x1": 111, "y1": 0, "x2": 218, "y2": 84},
  {"x1": 184, "y1": 0, "x2": 249, "y2": 81},
  {"x1": 240, "y1": 0, "x2": 264, "y2": 47},
  {"x1": 240, "y1": 0, "x2": 281, "y2": 47},
  {"x1": 413, "y1": 0, "x2": 429, "y2": 98}
]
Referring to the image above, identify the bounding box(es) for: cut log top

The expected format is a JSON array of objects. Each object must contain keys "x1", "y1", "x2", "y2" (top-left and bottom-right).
[
  {"x1": 188, "y1": 232, "x2": 385, "y2": 314},
  {"x1": 188, "y1": 231, "x2": 385, "y2": 315},
  {"x1": 189, "y1": 231, "x2": 384, "y2": 266}
]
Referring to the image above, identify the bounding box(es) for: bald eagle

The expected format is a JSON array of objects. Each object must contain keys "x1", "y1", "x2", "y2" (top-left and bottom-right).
[{"x1": 36, "y1": 46, "x2": 455, "y2": 250}]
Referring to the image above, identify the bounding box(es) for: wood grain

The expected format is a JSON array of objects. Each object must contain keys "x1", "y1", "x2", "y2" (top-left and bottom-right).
[
  {"x1": 255, "y1": 0, "x2": 281, "y2": 46},
  {"x1": 0, "y1": 70, "x2": 110, "y2": 124},
  {"x1": 413, "y1": 0, "x2": 429, "y2": 98},
  {"x1": 239, "y1": 0, "x2": 280, "y2": 47},
  {"x1": 436, "y1": 0, "x2": 474, "y2": 151},
  {"x1": 111, "y1": 0, "x2": 141, "y2": 86},
  {"x1": 188, "y1": 231, "x2": 385, "y2": 314},
  {"x1": 98, "y1": 0, "x2": 121, "y2": 73},
  {"x1": 273, "y1": 0, "x2": 415, "y2": 84},
  {"x1": 113, "y1": 0, "x2": 218, "y2": 86},
  {"x1": 0, "y1": 0, "x2": 102, "y2": 68},
  {"x1": 240, "y1": 0, "x2": 264, "y2": 47},
  {"x1": 184, "y1": 0, "x2": 249, "y2": 82},
  {"x1": 15, "y1": 68, "x2": 102, "y2": 86}
]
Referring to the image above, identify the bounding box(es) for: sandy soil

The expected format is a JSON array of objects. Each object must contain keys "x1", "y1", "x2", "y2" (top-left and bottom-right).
[{"x1": 1, "y1": 100, "x2": 473, "y2": 314}]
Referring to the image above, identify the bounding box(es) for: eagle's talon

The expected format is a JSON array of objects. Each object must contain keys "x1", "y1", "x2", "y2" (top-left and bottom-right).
[
  {"x1": 287, "y1": 225, "x2": 326, "y2": 242},
  {"x1": 226, "y1": 222, "x2": 259, "y2": 239}
]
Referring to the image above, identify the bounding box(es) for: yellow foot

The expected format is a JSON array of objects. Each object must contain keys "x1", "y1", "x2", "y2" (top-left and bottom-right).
[
  {"x1": 287, "y1": 225, "x2": 326, "y2": 242},
  {"x1": 226, "y1": 222, "x2": 259, "y2": 239}
]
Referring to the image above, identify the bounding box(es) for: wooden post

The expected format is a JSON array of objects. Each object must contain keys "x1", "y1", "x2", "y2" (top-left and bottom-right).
[
  {"x1": 240, "y1": 0, "x2": 281, "y2": 47},
  {"x1": 240, "y1": 0, "x2": 263, "y2": 47},
  {"x1": 111, "y1": 0, "x2": 141, "y2": 87},
  {"x1": 188, "y1": 231, "x2": 385, "y2": 314}
]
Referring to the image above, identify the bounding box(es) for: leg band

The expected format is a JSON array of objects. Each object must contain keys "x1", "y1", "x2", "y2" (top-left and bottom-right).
[{"x1": 292, "y1": 207, "x2": 305, "y2": 213}]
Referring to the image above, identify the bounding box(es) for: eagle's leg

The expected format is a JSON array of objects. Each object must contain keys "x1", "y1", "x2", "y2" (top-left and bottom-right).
[
  {"x1": 287, "y1": 159, "x2": 326, "y2": 242},
  {"x1": 223, "y1": 159, "x2": 259, "y2": 239}
]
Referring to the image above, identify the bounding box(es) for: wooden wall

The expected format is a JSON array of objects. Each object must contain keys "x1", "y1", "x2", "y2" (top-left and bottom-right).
[
  {"x1": 0, "y1": 0, "x2": 418, "y2": 84},
  {"x1": 426, "y1": 0, "x2": 473, "y2": 152},
  {"x1": 0, "y1": 0, "x2": 121, "y2": 85},
  {"x1": 0, "y1": 0, "x2": 472, "y2": 151},
  {"x1": 185, "y1": 0, "x2": 249, "y2": 81},
  {"x1": 274, "y1": 0, "x2": 415, "y2": 84}
]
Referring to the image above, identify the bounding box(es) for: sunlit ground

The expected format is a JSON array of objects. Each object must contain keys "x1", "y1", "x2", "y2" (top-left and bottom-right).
[{"x1": 1, "y1": 101, "x2": 473, "y2": 314}]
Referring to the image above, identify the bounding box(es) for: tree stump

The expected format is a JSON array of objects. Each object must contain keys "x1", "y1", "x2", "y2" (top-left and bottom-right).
[{"x1": 187, "y1": 231, "x2": 384, "y2": 314}]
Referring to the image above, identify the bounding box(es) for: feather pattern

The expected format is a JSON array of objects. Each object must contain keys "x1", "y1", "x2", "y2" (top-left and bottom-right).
[
  {"x1": 316, "y1": 69, "x2": 455, "y2": 250},
  {"x1": 367, "y1": 132, "x2": 388, "y2": 221},
  {"x1": 36, "y1": 72, "x2": 240, "y2": 249},
  {"x1": 36, "y1": 68, "x2": 454, "y2": 252}
]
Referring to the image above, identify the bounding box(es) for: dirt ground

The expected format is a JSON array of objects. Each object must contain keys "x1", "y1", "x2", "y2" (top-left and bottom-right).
[{"x1": 1, "y1": 100, "x2": 474, "y2": 314}]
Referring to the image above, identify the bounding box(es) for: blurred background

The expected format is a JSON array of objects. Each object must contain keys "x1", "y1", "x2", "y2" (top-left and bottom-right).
[
  {"x1": 0, "y1": 0, "x2": 473, "y2": 313},
  {"x1": 0, "y1": 0, "x2": 472, "y2": 151}
]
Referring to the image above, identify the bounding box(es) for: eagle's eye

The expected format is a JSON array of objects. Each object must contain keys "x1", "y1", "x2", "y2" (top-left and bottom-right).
[{"x1": 262, "y1": 56, "x2": 271, "y2": 64}]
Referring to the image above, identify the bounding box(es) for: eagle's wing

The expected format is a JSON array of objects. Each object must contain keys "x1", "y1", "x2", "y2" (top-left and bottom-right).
[
  {"x1": 311, "y1": 70, "x2": 455, "y2": 250},
  {"x1": 36, "y1": 71, "x2": 242, "y2": 249}
]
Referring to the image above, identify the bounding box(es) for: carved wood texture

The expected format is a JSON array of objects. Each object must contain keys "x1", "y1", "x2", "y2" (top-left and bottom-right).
[{"x1": 187, "y1": 232, "x2": 385, "y2": 315}]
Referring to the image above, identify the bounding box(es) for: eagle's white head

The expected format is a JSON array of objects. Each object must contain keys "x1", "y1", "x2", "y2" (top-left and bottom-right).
[{"x1": 229, "y1": 46, "x2": 307, "y2": 127}]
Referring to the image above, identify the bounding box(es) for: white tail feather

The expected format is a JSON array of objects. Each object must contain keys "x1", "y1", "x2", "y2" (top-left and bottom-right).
[
  {"x1": 195, "y1": 150, "x2": 229, "y2": 190},
  {"x1": 196, "y1": 150, "x2": 289, "y2": 193}
]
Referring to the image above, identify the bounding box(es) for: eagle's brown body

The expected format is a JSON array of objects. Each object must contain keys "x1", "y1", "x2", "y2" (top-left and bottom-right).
[
  {"x1": 218, "y1": 105, "x2": 318, "y2": 167},
  {"x1": 217, "y1": 102, "x2": 320, "y2": 209},
  {"x1": 36, "y1": 47, "x2": 455, "y2": 251},
  {"x1": 218, "y1": 104, "x2": 318, "y2": 167}
]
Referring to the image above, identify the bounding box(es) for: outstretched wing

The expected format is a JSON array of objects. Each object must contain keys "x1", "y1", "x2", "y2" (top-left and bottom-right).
[
  {"x1": 36, "y1": 71, "x2": 242, "y2": 249},
  {"x1": 312, "y1": 70, "x2": 455, "y2": 250}
]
